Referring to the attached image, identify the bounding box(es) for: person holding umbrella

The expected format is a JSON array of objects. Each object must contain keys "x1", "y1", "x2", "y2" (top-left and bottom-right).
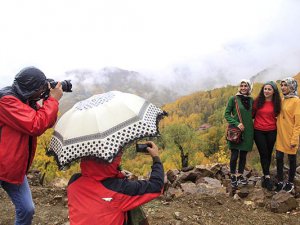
[
  {"x1": 0, "y1": 67, "x2": 63, "y2": 225},
  {"x1": 47, "y1": 91, "x2": 166, "y2": 225},
  {"x1": 67, "y1": 141, "x2": 164, "y2": 225}
]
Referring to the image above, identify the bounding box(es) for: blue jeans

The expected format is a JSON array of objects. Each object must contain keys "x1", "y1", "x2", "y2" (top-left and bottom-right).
[{"x1": 0, "y1": 176, "x2": 35, "y2": 225}]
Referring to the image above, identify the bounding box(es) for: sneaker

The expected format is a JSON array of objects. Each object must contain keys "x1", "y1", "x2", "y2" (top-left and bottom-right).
[
  {"x1": 265, "y1": 177, "x2": 273, "y2": 191},
  {"x1": 264, "y1": 177, "x2": 273, "y2": 191},
  {"x1": 283, "y1": 182, "x2": 294, "y2": 193},
  {"x1": 230, "y1": 175, "x2": 238, "y2": 188},
  {"x1": 237, "y1": 175, "x2": 248, "y2": 185},
  {"x1": 275, "y1": 181, "x2": 284, "y2": 192}
]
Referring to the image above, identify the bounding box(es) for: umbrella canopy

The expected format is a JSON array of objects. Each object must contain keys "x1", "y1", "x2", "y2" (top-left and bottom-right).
[{"x1": 47, "y1": 91, "x2": 167, "y2": 169}]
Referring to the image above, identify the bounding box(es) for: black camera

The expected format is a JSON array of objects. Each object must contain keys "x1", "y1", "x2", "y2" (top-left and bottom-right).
[
  {"x1": 136, "y1": 143, "x2": 151, "y2": 153},
  {"x1": 41, "y1": 79, "x2": 72, "y2": 100},
  {"x1": 48, "y1": 79, "x2": 72, "y2": 92}
]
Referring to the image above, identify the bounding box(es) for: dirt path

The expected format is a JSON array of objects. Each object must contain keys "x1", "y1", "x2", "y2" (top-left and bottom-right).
[
  {"x1": 0, "y1": 186, "x2": 68, "y2": 225},
  {"x1": 1, "y1": 186, "x2": 300, "y2": 225},
  {"x1": 144, "y1": 194, "x2": 300, "y2": 225}
]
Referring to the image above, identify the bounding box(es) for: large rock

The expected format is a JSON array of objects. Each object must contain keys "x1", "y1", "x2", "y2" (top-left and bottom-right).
[
  {"x1": 167, "y1": 169, "x2": 180, "y2": 183},
  {"x1": 177, "y1": 172, "x2": 199, "y2": 183},
  {"x1": 196, "y1": 177, "x2": 226, "y2": 196},
  {"x1": 196, "y1": 177, "x2": 222, "y2": 187},
  {"x1": 270, "y1": 191, "x2": 298, "y2": 213},
  {"x1": 181, "y1": 182, "x2": 198, "y2": 194},
  {"x1": 179, "y1": 177, "x2": 226, "y2": 196},
  {"x1": 194, "y1": 165, "x2": 215, "y2": 178},
  {"x1": 251, "y1": 189, "x2": 266, "y2": 207}
]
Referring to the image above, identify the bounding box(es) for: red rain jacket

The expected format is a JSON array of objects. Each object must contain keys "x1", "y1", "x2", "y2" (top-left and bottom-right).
[
  {"x1": 67, "y1": 155, "x2": 164, "y2": 225},
  {"x1": 0, "y1": 95, "x2": 59, "y2": 184}
]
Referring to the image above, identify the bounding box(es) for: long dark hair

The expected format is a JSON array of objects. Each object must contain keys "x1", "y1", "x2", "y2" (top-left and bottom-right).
[{"x1": 254, "y1": 84, "x2": 281, "y2": 116}]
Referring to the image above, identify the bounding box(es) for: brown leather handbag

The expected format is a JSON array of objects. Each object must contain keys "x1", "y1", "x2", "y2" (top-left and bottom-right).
[{"x1": 226, "y1": 96, "x2": 243, "y2": 144}]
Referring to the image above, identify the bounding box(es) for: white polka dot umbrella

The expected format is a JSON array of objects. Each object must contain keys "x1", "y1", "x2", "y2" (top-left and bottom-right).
[{"x1": 47, "y1": 91, "x2": 167, "y2": 169}]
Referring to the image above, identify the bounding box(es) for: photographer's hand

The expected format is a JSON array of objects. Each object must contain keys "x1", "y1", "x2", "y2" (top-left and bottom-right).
[
  {"x1": 146, "y1": 141, "x2": 159, "y2": 158},
  {"x1": 49, "y1": 82, "x2": 63, "y2": 101}
]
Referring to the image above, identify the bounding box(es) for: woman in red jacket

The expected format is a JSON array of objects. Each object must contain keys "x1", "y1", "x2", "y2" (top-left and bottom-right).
[
  {"x1": 253, "y1": 81, "x2": 281, "y2": 191},
  {"x1": 0, "y1": 67, "x2": 63, "y2": 225},
  {"x1": 67, "y1": 141, "x2": 164, "y2": 225}
]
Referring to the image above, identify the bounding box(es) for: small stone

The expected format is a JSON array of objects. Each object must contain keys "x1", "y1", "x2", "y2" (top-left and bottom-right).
[{"x1": 174, "y1": 211, "x2": 181, "y2": 220}]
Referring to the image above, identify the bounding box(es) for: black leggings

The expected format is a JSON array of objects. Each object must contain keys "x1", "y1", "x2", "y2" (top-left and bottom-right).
[
  {"x1": 230, "y1": 149, "x2": 248, "y2": 174},
  {"x1": 276, "y1": 151, "x2": 297, "y2": 182},
  {"x1": 254, "y1": 129, "x2": 277, "y2": 176}
]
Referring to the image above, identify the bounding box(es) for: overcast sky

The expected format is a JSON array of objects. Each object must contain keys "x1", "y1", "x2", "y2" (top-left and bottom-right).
[{"x1": 1, "y1": 0, "x2": 300, "y2": 87}]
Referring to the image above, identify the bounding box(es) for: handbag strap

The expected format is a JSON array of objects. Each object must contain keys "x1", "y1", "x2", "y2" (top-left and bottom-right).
[{"x1": 234, "y1": 96, "x2": 243, "y2": 124}]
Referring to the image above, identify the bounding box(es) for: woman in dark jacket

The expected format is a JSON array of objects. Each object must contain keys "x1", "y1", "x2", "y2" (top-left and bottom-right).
[{"x1": 224, "y1": 79, "x2": 254, "y2": 188}]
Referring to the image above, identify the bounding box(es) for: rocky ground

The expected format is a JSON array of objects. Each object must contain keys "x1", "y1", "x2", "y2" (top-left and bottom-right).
[
  {"x1": 145, "y1": 194, "x2": 300, "y2": 225},
  {"x1": 1, "y1": 186, "x2": 300, "y2": 225},
  {"x1": 0, "y1": 186, "x2": 68, "y2": 225},
  {"x1": 1, "y1": 164, "x2": 300, "y2": 225}
]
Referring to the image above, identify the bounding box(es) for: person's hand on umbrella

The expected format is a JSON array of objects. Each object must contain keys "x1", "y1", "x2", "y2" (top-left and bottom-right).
[
  {"x1": 49, "y1": 82, "x2": 63, "y2": 101},
  {"x1": 146, "y1": 141, "x2": 159, "y2": 158}
]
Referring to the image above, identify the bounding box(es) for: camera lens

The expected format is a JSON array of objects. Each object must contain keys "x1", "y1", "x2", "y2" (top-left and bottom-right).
[{"x1": 61, "y1": 80, "x2": 72, "y2": 92}]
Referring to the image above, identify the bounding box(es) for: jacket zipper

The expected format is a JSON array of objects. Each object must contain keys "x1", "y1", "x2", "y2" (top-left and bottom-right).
[{"x1": 0, "y1": 126, "x2": 2, "y2": 143}]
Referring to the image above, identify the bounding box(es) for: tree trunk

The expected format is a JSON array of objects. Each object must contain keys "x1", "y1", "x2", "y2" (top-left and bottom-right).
[{"x1": 174, "y1": 140, "x2": 189, "y2": 169}]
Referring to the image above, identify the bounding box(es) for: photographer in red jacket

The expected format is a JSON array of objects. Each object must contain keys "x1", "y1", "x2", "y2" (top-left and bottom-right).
[
  {"x1": 0, "y1": 67, "x2": 63, "y2": 225},
  {"x1": 67, "y1": 141, "x2": 164, "y2": 225}
]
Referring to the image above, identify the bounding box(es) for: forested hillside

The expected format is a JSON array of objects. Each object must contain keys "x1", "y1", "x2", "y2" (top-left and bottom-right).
[
  {"x1": 31, "y1": 74, "x2": 300, "y2": 183},
  {"x1": 122, "y1": 83, "x2": 262, "y2": 174}
]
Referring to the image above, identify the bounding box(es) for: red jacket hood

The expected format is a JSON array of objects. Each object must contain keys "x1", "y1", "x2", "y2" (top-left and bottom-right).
[{"x1": 80, "y1": 155, "x2": 125, "y2": 181}]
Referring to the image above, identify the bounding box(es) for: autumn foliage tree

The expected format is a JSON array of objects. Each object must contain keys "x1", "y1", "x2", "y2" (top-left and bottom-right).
[{"x1": 161, "y1": 123, "x2": 198, "y2": 169}]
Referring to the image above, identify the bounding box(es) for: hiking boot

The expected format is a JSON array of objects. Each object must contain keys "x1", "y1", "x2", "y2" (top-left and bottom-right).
[
  {"x1": 263, "y1": 177, "x2": 273, "y2": 191},
  {"x1": 275, "y1": 181, "x2": 284, "y2": 193},
  {"x1": 283, "y1": 182, "x2": 294, "y2": 193},
  {"x1": 230, "y1": 175, "x2": 238, "y2": 188},
  {"x1": 237, "y1": 175, "x2": 248, "y2": 185}
]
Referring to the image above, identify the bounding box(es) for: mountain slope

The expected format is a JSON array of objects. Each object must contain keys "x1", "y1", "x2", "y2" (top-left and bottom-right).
[{"x1": 59, "y1": 67, "x2": 179, "y2": 114}]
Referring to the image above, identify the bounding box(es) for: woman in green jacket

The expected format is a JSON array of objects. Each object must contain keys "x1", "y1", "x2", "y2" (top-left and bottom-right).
[{"x1": 224, "y1": 79, "x2": 254, "y2": 188}]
